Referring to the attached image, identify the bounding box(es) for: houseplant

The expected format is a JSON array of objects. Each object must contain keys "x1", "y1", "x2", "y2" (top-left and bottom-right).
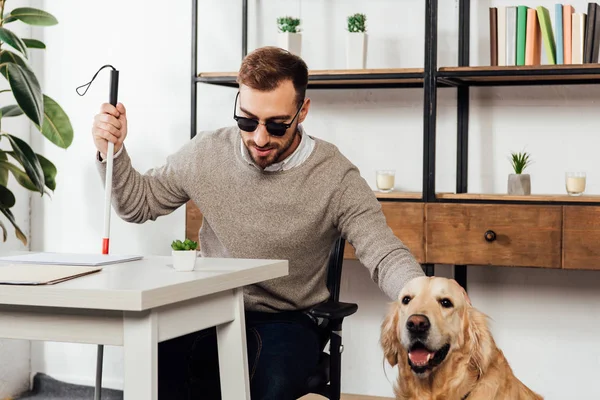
[
  {"x1": 171, "y1": 238, "x2": 198, "y2": 271},
  {"x1": 0, "y1": 3, "x2": 73, "y2": 245},
  {"x1": 346, "y1": 13, "x2": 367, "y2": 69},
  {"x1": 507, "y1": 151, "x2": 532, "y2": 195},
  {"x1": 277, "y1": 16, "x2": 301, "y2": 56}
]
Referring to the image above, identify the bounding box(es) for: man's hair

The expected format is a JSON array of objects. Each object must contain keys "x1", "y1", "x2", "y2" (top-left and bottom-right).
[{"x1": 237, "y1": 46, "x2": 308, "y2": 107}]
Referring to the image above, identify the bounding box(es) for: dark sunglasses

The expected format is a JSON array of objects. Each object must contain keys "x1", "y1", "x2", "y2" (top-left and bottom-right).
[{"x1": 233, "y1": 91, "x2": 303, "y2": 137}]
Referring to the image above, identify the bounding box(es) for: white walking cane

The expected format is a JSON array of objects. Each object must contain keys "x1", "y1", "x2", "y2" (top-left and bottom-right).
[{"x1": 77, "y1": 65, "x2": 120, "y2": 400}]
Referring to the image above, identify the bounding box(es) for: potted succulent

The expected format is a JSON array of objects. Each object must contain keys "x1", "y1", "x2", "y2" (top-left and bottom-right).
[
  {"x1": 171, "y1": 238, "x2": 198, "y2": 271},
  {"x1": 507, "y1": 151, "x2": 532, "y2": 195},
  {"x1": 346, "y1": 13, "x2": 367, "y2": 69},
  {"x1": 277, "y1": 16, "x2": 301, "y2": 56}
]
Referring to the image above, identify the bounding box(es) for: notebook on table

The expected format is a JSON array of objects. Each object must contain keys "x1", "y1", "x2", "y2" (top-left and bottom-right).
[
  {"x1": 0, "y1": 252, "x2": 142, "y2": 266},
  {"x1": 0, "y1": 264, "x2": 102, "y2": 285}
]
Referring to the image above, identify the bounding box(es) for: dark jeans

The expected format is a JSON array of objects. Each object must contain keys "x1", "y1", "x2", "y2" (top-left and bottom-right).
[{"x1": 158, "y1": 310, "x2": 322, "y2": 400}]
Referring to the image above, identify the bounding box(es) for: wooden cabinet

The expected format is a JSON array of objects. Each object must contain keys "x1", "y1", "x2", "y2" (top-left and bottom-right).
[
  {"x1": 425, "y1": 203, "x2": 563, "y2": 269},
  {"x1": 343, "y1": 202, "x2": 425, "y2": 263},
  {"x1": 562, "y1": 206, "x2": 600, "y2": 270}
]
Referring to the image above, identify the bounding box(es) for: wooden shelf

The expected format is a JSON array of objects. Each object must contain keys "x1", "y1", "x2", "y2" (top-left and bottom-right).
[
  {"x1": 438, "y1": 64, "x2": 600, "y2": 86},
  {"x1": 375, "y1": 191, "x2": 421, "y2": 200},
  {"x1": 197, "y1": 68, "x2": 426, "y2": 89},
  {"x1": 436, "y1": 193, "x2": 600, "y2": 204}
]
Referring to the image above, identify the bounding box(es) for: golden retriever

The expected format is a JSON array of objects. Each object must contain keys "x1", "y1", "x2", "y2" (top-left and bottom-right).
[{"x1": 380, "y1": 276, "x2": 543, "y2": 400}]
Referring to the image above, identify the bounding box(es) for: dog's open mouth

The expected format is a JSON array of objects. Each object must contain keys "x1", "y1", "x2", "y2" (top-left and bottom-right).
[{"x1": 407, "y1": 342, "x2": 451, "y2": 373}]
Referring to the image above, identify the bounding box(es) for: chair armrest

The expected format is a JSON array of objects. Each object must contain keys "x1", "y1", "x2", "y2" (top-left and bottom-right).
[{"x1": 308, "y1": 300, "x2": 358, "y2": 320}]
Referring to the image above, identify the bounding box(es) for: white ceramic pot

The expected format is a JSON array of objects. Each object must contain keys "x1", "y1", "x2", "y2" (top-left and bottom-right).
[
  {"x1": 172, "y1": 250, "x2": 197, "y2": 271},
  {"x1": 278, "y1": 32, "x2": 302, "y2": 56},
  {"x1": 346, "y1": 32, "x2": 368, "y2": 69}
]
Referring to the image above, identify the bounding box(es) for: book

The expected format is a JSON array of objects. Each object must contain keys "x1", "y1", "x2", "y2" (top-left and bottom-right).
[
  {"x1": 0, "y1": 252, "x2": 143, "y2": 266},
  {"x1": 563, "y1": 5, "x2": 575, "y2": 64},
  {"x1": 490, "y1": 7, "x2": 498, "y2": 66},
  {"x1": 555, "y1": 4, "x2": 564, "y2": 64},
  {"x1": 506, "y1": 6, "x2": 517, "y2": 65},
  {"x1": 584, "y1": 2, "x2": 597, "y2": 62},
  {"x1": 536, "y1": 6, "x2": 556, "y2": 64},
  {"x1": 498, "y1": 6, "x2": 507, "y2": 66},
  {"x1": 525, "y1": 8, "x2": 541, "y2": 65},
  {"x1": 516, "y1": 5, "x2": 529, "y2": 65},
  {"x1": 0, "y1": 264, "x2": 102, "y2": 285},
  {"x1": 573, "y1": 12, "x2": 587, "y2": 64}
]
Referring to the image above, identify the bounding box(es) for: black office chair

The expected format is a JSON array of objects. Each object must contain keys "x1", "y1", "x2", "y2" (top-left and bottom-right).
[{"x1": 300, "y1": 237, "x2": 358, "y2": 400}]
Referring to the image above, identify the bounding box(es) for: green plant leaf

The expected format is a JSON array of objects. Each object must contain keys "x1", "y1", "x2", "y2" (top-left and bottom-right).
[
  {"x1": 0, "y1": 104, "x2": 23, "y2": 118},
  {"x1": 0, "y1": 54, "x2": 44, "y2": 126},
  {"x1": 6, "y1": 7, "x2": 58, "y2": 26},
  {"x1": 0, "y1": 184, "x2": 15, "y2": 208},
  {"x1": 36, "y1": 153, "x2": 56, "y2": 191},
  {"x1": 0, "y1": 49, "x2": 28, "y2": 68},
  {"x1": 22, "y1": 38, "x2": 45, "y2": 49},
  {"x1": 3, "y1": 134, "x2": 44, "y2": 194},
  {"x1": 0, "y1": 28, "x2": 28, "y2": 58},
  {"x1": 0, "y1": 153, "x2": 55, "y2": 193},
  {"x1": 1, "y1": 207, "x2": 26, "y2": 245},
  {"x1": 0, "y1": 159, "x2": 36, "y2": 191},
  {"x1": 0, "y1": 152, "x2": 8, "y2": 187},
  {"x1": 39, "y1": 95, "x2": 73, "y2": 148}
]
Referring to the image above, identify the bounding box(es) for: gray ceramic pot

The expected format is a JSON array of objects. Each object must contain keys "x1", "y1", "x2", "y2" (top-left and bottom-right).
[{"x1": 507, "y1": 173, "x2": 531, "y2": 195}]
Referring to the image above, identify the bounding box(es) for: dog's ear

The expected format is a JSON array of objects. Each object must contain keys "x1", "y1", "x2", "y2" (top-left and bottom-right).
[
  {"x1": 380, "y1": 301, "x2": 401, "y2": 367},
  {"x1": 465, "y1": 306, "x2": 494, "y2": 376}
]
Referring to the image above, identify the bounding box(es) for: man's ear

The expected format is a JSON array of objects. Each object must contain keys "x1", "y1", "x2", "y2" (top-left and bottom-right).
[{"x1": 380, "y1": 301, "x2": 401, "y2": 367}]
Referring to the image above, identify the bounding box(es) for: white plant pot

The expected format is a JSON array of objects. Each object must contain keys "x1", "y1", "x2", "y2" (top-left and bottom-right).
[
  {"x1": 278, "y1": 32, "x2": 302, "y2": 56},
  {"x1": 172, "y1": 250, "x2": 197, "y2": 271},
  {"x1": 346, "y1": 32, "x2": 368, "y2": 69}
]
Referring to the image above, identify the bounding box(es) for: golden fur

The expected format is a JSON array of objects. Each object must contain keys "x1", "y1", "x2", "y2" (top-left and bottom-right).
[{"x1": 380, "y1": 276, "x2": 543, "y2": 400}]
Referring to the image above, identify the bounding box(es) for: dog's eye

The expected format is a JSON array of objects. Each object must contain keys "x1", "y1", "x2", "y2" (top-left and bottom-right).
[
  {"x1": 401, "y1": 296, "x2": 411, "y2": 305},
  {"x1": 439, "y1": 298, "x2": 453, "y2": 308}
]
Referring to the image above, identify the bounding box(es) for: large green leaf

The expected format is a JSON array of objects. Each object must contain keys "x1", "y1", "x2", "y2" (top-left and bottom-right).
[
  {"x1": 0, "y1": 55, "x2": 44, "y2": 126},
  {"x1": 1, "y1": 207, "x2": 26, "y2": 245},
  {"x1": 0, "y1": 27, "x2": 28, "y2": 59},
  {"x1": 4, "y1": 151, "x2": 56, "y2": 192},
  {"x1": 36, "y1": 153, "x2": 56, "y2": 191},
  {"x1": 0, "y1": 104, "x2": 23, "y2": 118},
  {"x1": 22, "y1": 38, "x2": 45, "y2": 49},
  {"x1": 0, "y1": 49, "x2": 28, "y2": 69},
  {"x1": 3, "y1": 134, "x2": 44, "y2": 194},
  {"x1": 0, "y1": 159, "x2": 37, "y2": 192},
  {"x1": 5, "y1": 7, "x2": 58, "y2": 26},
  {"x1": 0, "y1": 185, "x2": 15, "y2": 208},
  {"x1": 40, "y1": 95, "x2": 73, "y2": 148},
  {"x1": 0, "y1": 152, "x2": 8, "y2": 187}
]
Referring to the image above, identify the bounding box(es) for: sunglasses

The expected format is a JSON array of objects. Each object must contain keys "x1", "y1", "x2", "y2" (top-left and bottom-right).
[{"x1": 233, "y1": 91, "x2": 303, "y2": 137}]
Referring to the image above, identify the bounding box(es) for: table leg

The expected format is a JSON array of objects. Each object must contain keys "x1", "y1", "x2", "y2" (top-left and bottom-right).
[
  {"x1": 123, "y1": 310, "x2": 158, "y2": 400},
  {"x1": 216, "y1": 288, "x2": 250, "y2": 400}
]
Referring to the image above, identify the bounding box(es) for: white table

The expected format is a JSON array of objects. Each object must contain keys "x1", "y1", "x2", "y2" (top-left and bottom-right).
[{"x1": 0, "y1": 255, "x2": 288, "y2": 400}]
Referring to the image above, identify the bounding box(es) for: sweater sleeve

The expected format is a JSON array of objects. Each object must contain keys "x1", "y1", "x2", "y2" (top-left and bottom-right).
[
  {"x1": 334, "y1": 166, "x2": 425, "y2": 300},
  {"x1": 95, "y1": 144, "x2": 191, "y2": 224}
]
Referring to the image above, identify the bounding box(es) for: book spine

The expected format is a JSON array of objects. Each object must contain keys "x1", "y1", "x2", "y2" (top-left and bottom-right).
[
  {"x1": 506, "y1": 6, "x2": 517, "y2": 65},
  {"x1": 556, "y1": 4, "x2": 564, "y2": 64},
  {"x1": 490, "y1": 7, "x2": 498, "y2": 66}
]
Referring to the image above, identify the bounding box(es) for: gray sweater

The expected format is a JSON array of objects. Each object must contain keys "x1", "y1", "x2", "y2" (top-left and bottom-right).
[{"x1": 96, "y1": 126, "x2": 424, "y2": 312}]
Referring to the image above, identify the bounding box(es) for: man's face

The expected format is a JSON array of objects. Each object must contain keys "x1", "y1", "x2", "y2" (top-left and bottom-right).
[{"x1": 237, "y1": 80, "x2": 310, "y2": 169}]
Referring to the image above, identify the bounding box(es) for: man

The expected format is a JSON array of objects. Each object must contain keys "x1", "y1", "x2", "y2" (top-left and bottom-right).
[{"x1": 92, "y1": 46, "x2": 425, "y2": 399}]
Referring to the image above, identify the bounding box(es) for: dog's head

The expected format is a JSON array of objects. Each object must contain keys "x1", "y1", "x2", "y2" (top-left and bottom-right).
[{"x1": 380, "y1": 276, "x2": 493, "y2": 378}]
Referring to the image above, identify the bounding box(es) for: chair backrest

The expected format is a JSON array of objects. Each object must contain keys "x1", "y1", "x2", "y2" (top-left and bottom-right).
[{"x1": 326, "y1": 237, "x2": 346, "y2": 303}]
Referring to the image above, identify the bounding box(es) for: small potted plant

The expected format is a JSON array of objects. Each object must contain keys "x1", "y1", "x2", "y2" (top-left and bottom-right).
[
  {"x1": 346, "y1": 13, "x2": 367, "y2": 69},
  {"x1": 277, "y1": 16, "x2": 301, "y2": 56},
  {"x1": 507, "y1": 151, "x2": 532, "y2": 195},
  {"x1": 171, "y1": 238, "x2": 199, "y2": 271}
]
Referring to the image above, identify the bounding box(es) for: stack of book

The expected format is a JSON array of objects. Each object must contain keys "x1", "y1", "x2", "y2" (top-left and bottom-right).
[{"x1": 489, "y1": 3, "x2": 600, "y2": 66}]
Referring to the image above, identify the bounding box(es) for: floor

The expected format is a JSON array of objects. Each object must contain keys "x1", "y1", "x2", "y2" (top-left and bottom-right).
[{"x1": 14, "y1": 373, "x2": 392, "y2": 400}]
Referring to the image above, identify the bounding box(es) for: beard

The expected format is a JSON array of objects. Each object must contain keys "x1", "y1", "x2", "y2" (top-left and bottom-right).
[{"x1": 244, "y1": 127, "x2": 298, "y2": 169}]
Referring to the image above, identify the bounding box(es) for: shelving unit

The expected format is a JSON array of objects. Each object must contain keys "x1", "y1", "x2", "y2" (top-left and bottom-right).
[{"x1": 188, "y1": 0, "x2": 600, "y2": 292}]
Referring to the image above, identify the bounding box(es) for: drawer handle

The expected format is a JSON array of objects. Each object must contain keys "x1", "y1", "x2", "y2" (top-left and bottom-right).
[{"x1": 484, "y1": 230, "x2": 496, "y2": 242}]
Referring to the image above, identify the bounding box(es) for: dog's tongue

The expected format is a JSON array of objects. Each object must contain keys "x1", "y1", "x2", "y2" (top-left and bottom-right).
[{"x1": 409, "y1": 348, "x2": 434, "y2": 366}]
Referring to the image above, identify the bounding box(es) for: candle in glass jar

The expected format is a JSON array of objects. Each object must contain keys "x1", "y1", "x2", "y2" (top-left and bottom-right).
[
  {"x1": 565, "y1": 172, "x2": 586, "y2": 196},
  {"x1": 376, "y1": 170, "x2": 395, "y2": 192}
]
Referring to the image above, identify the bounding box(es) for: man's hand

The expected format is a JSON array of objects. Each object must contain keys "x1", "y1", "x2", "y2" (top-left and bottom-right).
[{"x1": 92, "y1": 102, "x2": 127, "y2": 159}]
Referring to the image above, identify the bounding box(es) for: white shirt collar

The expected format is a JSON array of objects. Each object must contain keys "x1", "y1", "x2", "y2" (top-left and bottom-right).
[{"x1": 240, "y1": 124, "x2": 315, "y2": 172}]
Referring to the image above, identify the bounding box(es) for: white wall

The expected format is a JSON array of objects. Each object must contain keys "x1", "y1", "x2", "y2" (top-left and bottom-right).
[{"x1": 28, "y1": 0, "x2": 600, "y2": 399}]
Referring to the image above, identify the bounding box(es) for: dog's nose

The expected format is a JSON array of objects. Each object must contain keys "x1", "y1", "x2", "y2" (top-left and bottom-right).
[{"x1": 406, "y1": 314, "x2": 430, "y2": 334}]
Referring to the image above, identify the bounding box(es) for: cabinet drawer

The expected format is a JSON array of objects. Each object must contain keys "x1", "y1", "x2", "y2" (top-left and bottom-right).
[
  {"x1": 344, "y1": 202, "x2": 425, "y2": 264},
  {"x1": 563, "y1": 206, "x2": 600, "y2": 270},
  {"x1": 426, "y1": 203, "x2": 562, "y2": 268}
]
